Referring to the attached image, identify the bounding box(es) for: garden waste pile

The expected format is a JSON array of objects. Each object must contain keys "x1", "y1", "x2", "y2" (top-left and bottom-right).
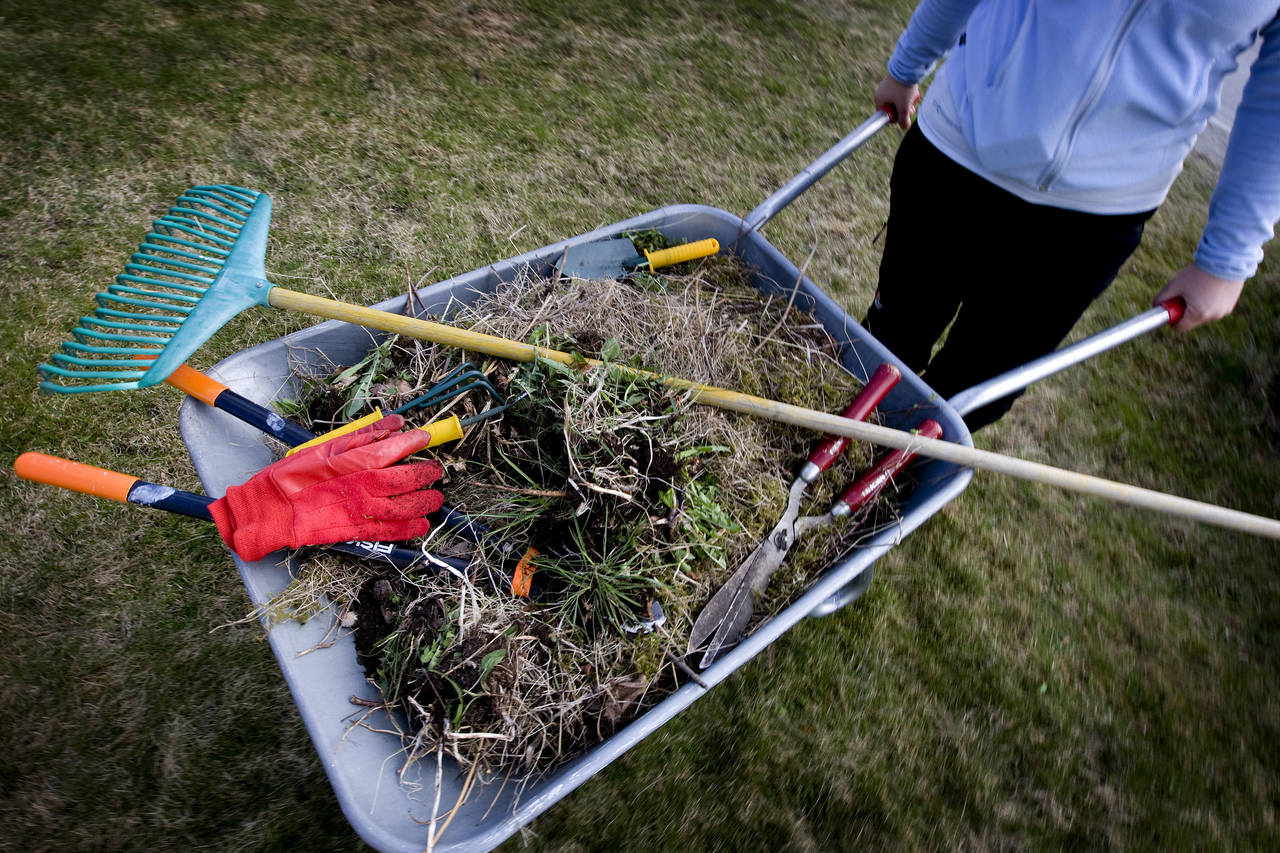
[{"x1": 259, "y1": 244, "x2": 907, "y2": 795}]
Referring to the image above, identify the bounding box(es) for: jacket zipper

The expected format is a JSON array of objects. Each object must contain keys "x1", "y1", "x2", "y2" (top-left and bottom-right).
[{"x1": 1036, "y1": 0, "x2": 1153, "y2": 191}]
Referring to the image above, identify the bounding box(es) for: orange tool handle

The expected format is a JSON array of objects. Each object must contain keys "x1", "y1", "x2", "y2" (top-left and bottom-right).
[
  {"x1": 510, "y1": 546, "x2": 540, "y2": 598},
  {"x1": 15, "y1": 452, "x2": 139, "y2": 503},
  {"x1": 163, "y1": 362, "x2": 230, "y2": 406},
  {"x1": 132, "y1": 355, "x2": 230, "y2": 406}
]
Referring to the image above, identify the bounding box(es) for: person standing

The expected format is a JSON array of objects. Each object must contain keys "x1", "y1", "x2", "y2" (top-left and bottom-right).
[{"x1": 865, "y1": 0, "x2": 1280, "y2": 429}]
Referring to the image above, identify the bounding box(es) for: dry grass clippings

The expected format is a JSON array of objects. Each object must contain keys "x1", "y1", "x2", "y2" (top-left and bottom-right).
[{"x1": 256, "y1": 249, "x2": 906, "y2": 805}]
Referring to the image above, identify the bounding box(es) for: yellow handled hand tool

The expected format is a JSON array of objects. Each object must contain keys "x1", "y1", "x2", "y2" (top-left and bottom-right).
[
  {"x1": 556, "y1": 235, "x2": 719, "y2": 280},
  {"x1": 285, "y1": 409, "x2": 463, "y2": 456}
]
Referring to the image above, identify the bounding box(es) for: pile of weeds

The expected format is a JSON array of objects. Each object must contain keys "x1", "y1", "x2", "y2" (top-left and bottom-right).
[{"x1": 260, "y1": 246, "x2": 912, "y2": 793}]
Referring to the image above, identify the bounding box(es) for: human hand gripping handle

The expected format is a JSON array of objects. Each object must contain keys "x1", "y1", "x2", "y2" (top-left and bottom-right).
[
  {"x1": 874, "y1": 76, "x2": 921, "y2": 130},
  {"x1": 208, "y1": 414, "x2": 444, "y2": 562},
  {"x1": 1153, "y1": 264, "x2": 1243, "y2": 331}
]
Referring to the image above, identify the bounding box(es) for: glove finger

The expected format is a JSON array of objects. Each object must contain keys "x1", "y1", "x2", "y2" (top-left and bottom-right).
[
  {"x1": 285, "y1": 426, "x2": 381, "y2": 469},
  {"x1": 358, "y1": 488, "x2": 445, "y2": 521},
  {"x1": 272, "y1": 419, "x2": 413, "y2": 490},
  {"x1": 297, "y1": 515, "x2": 432, "y2": 546},
  {"x1": 353, "y1": 460, "x2": 445, "y2": 497},
  {"x1": 354, "y1": 413, "x2": 406, "y2": 435},
  {"x1": 265, "y1": 428, "x2": 385, "y2": 493},
  {"x1": 327, "y1": 428, "x2": 433, "y2": 476},
  {"x1": 290, "y1": 416, "x2": 405, "y2": 469}
]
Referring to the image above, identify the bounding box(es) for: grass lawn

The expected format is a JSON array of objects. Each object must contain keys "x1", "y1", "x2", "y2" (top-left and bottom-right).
[{"x1": 1, "y1": 1, "x2": 1277, "y2": 850}]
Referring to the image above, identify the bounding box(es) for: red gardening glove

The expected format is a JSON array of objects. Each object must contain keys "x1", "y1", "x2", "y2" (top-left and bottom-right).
[{"x1": 208, "y1": 414, "x2": 444, "y2": 562}]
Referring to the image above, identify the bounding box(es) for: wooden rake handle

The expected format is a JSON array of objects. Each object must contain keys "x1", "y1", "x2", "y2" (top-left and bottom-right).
[{"x1": 266, "y1": 287, "x2": 1280, "y2": 541}]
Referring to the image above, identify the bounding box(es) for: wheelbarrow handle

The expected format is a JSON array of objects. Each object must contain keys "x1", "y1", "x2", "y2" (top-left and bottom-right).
[
  {"x1": 744, "y1": 109, "x2": 893, "y2": 233},
  {"x1": 947, "y1": 298, "x2": 1186, "y2": 418}
]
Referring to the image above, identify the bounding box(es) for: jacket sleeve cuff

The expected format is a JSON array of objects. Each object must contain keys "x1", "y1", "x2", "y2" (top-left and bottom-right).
[{"x1": 1193, "y1": 238, "x2": 1261, "y2": 282}]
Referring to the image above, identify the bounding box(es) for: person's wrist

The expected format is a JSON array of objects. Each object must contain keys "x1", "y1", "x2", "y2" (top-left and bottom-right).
[{"x1": 1190, "y1": 261, "x2": 1241, "y2": 288}]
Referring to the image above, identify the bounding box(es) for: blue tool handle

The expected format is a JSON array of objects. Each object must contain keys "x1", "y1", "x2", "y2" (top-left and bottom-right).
[
  {"x1": 214, "y1": 389, "x2": 316, "y2": 446},
  {"x1": 126, "y1": 479, "x2": 216, "y2": 520},
  {"x1": 124, "y1": 475, "x2": 467, "y2": 571}
]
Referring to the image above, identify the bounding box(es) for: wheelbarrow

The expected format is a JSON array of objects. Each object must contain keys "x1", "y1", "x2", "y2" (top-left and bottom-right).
[{"x1": 177, "y1": 110, "x2": 1172, "y2": 852}]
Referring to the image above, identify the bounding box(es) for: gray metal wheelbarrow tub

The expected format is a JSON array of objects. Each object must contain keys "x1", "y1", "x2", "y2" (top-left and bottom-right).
[{"x1": 178, "y1": 114, "x2": 975, "y2": 852}]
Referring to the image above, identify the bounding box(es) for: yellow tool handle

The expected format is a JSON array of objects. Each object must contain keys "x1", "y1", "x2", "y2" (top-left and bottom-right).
[
  {"x1": 285, "y1": 408, "x2": 464, "y2": 456},
  {"x1": 266, "y1": 286, "x2": 1280, "y2": 541},
  {"x1": 643, "y1": 238, "x2": 719, "y2": 270},
  {"x1": 419, "y1": 415, "x2": 464, "y2": 446}
]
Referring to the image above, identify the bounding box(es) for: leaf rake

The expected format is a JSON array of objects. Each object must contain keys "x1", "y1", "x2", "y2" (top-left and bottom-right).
[
  {"x1": 36, "y1": 184, "x2": 706, "y2": 393},
  {"x1": 35, "y1": 184, "x2": 748, "y2": 398},
  {"x1": 35, "y1": 185, "x2": 1280, "y2": 541}
]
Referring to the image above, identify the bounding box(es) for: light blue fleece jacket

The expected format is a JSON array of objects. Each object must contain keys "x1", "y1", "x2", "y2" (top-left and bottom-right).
[{"x1": 887, "y1": 0, "x2": 1280, "y2": 280}]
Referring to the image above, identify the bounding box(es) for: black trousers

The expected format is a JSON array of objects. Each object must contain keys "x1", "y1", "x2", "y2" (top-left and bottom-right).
[{"x1": 863, "y1": 126, "x2": 1154, "y2": 431}]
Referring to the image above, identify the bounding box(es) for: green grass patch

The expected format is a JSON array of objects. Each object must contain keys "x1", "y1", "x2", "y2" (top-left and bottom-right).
[{"x1": 1, "y1": 0, "x2": 1276, "y2": 850}]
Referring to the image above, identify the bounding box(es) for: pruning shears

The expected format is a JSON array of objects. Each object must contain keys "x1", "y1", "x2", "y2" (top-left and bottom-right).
[{"x1": 688, "y1": 363, "x2": 903, "y2": 667}]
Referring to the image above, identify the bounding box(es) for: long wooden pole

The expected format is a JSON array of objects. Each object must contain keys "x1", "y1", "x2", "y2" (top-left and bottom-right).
[{"x1": 269, "y1": 287, "x2": 1280, "y2": 541}]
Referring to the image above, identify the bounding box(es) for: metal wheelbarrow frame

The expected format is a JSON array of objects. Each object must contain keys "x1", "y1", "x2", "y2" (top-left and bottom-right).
[{"x1": 179, "y1": 112, "x2": 975, "y2": 852}]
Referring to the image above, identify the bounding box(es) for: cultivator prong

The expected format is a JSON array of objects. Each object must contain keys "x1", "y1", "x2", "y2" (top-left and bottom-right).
[{"x1": 38, "y1": 183, "x2": 270, "y2": 393}]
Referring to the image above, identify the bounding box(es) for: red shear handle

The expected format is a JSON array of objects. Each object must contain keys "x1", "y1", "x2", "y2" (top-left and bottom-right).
[
  {"x1": 806, "y1": 363, "x2": 902, "y2": 475},
  {"x1": 1159, "y1": 296, "x2": 1186, "y2": 326},
  {"x1": 836, "y1": 419, "x2": 944, "y2": 512}
]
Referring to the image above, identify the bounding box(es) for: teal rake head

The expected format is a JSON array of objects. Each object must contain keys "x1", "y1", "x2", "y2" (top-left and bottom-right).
[{"x1": 38, "y1": 184, "x2": 276, "y2": 393}]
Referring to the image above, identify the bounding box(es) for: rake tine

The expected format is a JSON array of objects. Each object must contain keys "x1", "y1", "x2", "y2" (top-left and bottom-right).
[
  {"x1": 141, "y1": 233, "x2": 229, "y2": 258},
  {"x1": 457, "y1": 391, "x2": 527, "y2": 427},
  {"x1": 121, "y1": 262, "x2": 216, "y2": 285},
  {"x1": 61, "y1": 341, "x2": 165, "y2": 355},
  {"x1": 94, "y1": 292, "x2": 195, "y2": 315},
  {"x1": 51, "y1": 353, "x2": 155, "y2": 369}
]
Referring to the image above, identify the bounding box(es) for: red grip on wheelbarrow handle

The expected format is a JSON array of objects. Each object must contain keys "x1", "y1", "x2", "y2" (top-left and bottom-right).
[
  {"x1": 878, "y1": 93, "x2": 922, "y2": 125},
  {"x1": 1159, "y1": 297, "x2": 1186, "y2": 325},
  {"x1": 837, "y1": 418, "x2": 944, "y2": 511},
  {"x1": 807, "y1": 363, "x2": 902, "y2": 473}
]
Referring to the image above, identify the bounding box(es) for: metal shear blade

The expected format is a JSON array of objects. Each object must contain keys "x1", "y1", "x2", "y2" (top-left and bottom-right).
[{"x1": 688, "y1": 475, "x2": 808, "y2": 667}]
